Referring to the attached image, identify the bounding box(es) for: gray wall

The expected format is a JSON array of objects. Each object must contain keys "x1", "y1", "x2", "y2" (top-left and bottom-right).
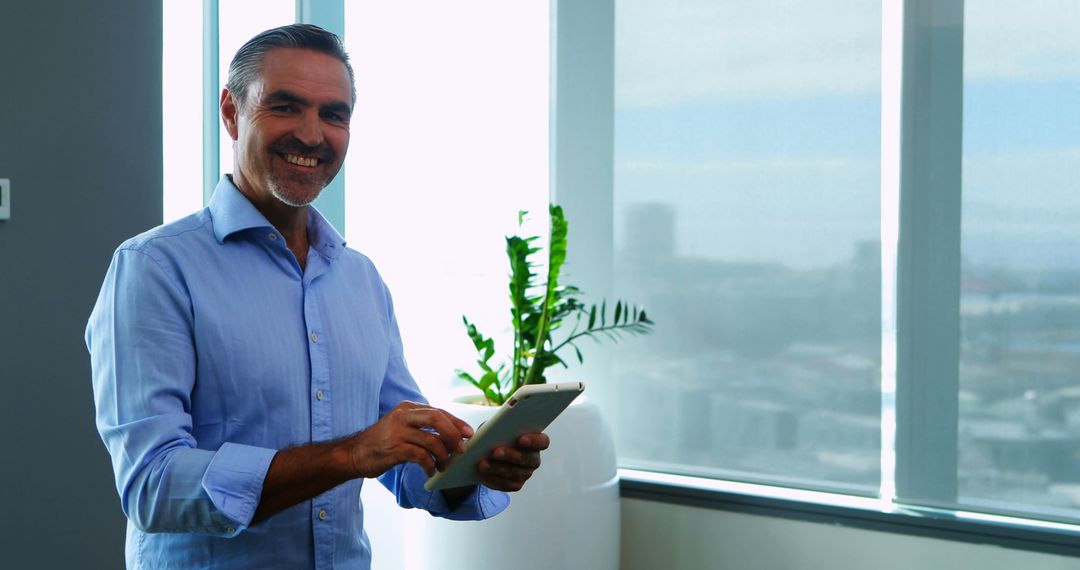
[{"x1": 0, "y1": 2, "x2": 162, "y2": 568}]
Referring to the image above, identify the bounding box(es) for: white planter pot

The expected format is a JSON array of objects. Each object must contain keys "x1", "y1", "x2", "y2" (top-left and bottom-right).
[{"x1": 403, "y1": 394, "x2": 620, "y2": 570}]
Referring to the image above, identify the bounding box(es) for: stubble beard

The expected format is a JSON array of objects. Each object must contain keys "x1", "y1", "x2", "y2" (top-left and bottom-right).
[
  {"x1": 266, "y1": 169, "x2": 328, "y2": 208},
  {"x1": 264, "y1": 138, "x2": 338, "y2": 208}
]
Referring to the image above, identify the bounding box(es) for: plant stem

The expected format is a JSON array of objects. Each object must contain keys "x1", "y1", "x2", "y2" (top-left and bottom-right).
[
  {"x1": 512, "y1": 315, "x2": 523, "y2": 396},
  {"x1": 523, "y1": 302, "x2": 552, "y2": 386}
]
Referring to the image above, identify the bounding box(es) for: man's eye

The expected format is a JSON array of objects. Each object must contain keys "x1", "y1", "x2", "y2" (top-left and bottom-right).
[{"x1": 271, "y1": 105, "x2": 294, "y2": 113}]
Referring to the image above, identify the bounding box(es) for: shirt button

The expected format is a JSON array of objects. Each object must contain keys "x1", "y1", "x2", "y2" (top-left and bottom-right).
[
  {"x1": 268, "y1": 233, "x2": 278, "y2": 241},
  {"x1": 315, "y1": 389, "x2": 324, "y2": 401},
  {"x1": 226, "y1": 526, "x2": 236, "y2": 534},
  {"x1": 318, "y1": 510, "x2": 327, "y2": 521},
  {"x1": 310, "y1": 332, "x2": 318, "y2": 343}
]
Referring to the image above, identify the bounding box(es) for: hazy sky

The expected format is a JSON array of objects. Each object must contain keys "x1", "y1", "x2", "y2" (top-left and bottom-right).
[{"x1": 613, "y1": 0, "x2": 1080, "y2": 271}]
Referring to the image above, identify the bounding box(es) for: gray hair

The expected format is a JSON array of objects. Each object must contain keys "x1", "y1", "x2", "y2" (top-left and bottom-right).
[{"x1": 225, "y1": 23, "x2": 356, "y2": 108}]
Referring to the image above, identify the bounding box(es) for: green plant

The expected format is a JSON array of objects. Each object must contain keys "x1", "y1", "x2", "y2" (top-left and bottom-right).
[{"x1": 456, "y1": 204, "x2": 654, "y2": 405}]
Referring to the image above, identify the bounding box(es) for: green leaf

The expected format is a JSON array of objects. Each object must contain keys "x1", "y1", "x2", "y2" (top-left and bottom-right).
[
  {"x1": 521, "y1": 205, "x2": 571, "y2": 387},
  {"x1": 455, "y1": 369, "x2": 481, "y2": 389},
  {"x1": 479, "y1": 370, "x2": 499, "y2": 391},
  {"x1": 614, "y1": 300, "x2": 623, "y2": 325},
  {"x1": 462, "y1": 316, "x2": 497, "y2": 366},
  {"x1": 507, "y1": 233, "x2": 541, "y2": 393}
]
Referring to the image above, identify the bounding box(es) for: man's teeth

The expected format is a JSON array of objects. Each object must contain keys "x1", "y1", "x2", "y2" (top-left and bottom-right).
[{"x1": 284, "y1": 154, "x2": 319, "y2": 167}]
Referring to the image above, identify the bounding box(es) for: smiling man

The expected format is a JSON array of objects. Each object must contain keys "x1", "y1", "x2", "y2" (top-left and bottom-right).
[
  {"x1": 86, "y1": 24, "x2": 547, "y2": 569},
  {"x1": 221, "y1": 42, "x2": 351, "y2": 269}
]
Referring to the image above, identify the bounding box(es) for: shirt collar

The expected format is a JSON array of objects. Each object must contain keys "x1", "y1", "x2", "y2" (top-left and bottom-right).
[{"x1": 208, "y1": 175, "x2": 347, "y2": 260}]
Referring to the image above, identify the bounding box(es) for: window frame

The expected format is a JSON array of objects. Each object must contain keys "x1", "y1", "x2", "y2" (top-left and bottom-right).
[
  {"x1": 893, "y1": 0, "x2": 963, "y2": 511},
  {"x1": 620, "y1": 470, "x2": 1080, "y2": 558}
]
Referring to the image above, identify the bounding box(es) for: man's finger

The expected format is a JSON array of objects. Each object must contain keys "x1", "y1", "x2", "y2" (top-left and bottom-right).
[
  {"x1": 521, "y1": 452, "x2": 541, "y2": 469},
  {"x1": 516, "y1": 433, "x2": 550, "y2": 451},
  {"x1": 478, "y1": 459, "x2": 534, "y2": 484},
  {"x1": 404, "y1": 430, "x2": 452, "y2": 470},
  {"x1": 500, "y1": 450, "x2": 541, "y2": 470},
  {"x1": 448, "y1": 413, "x2": 475, "y2": 439},
  {"x1": 406, "y1": 408, "x2": 468, "y2": 454},
  {"x1": 406, "y1": 444, "x2": 438, "y2": 477},
  {"x1": 489, "y1": 445, "x2": 535, "y2": 466},
  {"x1": 477, "y1": 463, "x2": 526, "y2": 492}
]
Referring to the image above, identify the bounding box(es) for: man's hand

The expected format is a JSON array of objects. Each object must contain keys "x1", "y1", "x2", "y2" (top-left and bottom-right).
[
  {"x1": 477, "y1": 432, "x2": 550, "y2": 492},
  {"x1": 346, "y1": 401, "x2": 474, "y2": 478},
  {"x1": 441, "y1": 432, "x2": 550, "y2": 507},
  {"x1": 253, "y1": 401, "x2": 473, "y2": 523}
]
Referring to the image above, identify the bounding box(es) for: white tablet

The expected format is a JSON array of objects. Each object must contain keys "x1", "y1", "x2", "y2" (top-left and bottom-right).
[{"x1": 424, "y1": 382, "x2": 585, "y2": 491}]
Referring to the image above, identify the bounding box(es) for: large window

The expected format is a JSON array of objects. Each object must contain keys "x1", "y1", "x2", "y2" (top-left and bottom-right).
[
  {"x1": 606, "y1": 0, "x2": 1080, "y2": 529},
  {"x1": 610, "y1": 0, "x2": 882, "y2": 494}
]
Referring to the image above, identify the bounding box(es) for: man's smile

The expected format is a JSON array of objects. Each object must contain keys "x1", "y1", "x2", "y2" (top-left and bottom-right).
[{"x1": 281, "y1": 153, "x2": 320, "y2": 168}]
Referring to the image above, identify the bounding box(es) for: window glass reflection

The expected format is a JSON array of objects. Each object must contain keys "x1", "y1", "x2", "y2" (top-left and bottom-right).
[
  {"x1": 612, "y1": 0, "x2": 882, "y2": 493},
  {"x1": 959, "y1": 0, "x2": 1080, "y2": 521}
]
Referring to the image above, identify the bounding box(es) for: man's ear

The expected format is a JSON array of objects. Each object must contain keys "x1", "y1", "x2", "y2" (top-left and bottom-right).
[{"x1": 220, "y1": 88, "x2": 240, "y2": 141}]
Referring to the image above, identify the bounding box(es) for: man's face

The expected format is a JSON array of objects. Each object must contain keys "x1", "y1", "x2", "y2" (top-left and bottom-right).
[{"x1": 222, "y1": 48, "x2": 352, "y2": 209}]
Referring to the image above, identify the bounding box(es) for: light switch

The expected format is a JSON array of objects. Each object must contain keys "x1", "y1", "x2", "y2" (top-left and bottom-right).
[{"x1": 0, "y1": 179, "x2": 9, "y2": 220}]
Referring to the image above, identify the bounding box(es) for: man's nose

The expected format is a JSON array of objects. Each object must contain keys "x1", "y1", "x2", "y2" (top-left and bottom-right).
[{"x1": 294, "y1": 111, "x2": 325, "y2": 148}]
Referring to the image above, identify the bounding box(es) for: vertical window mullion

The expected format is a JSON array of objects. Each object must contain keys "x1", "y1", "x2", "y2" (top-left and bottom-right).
[
  {"x1": 296, "y1": 0, "x2": 346, "y2": 234},
  {"x1": 202, "y1": 0, "x2": 220, "y2": 206},
  {"x1": 548, "y1": 0, "x2": 617, "y2": 400},
  {"x1": 880, "y1": 0, "x2": 904, "y2": 504},
  {"x1": 894, "y1": 0, "x2": 964, "y2": 508}
]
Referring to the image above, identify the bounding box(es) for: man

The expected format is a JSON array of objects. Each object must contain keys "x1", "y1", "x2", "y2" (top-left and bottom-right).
[{"x1": 86, "y1": 24, "x2": 548, "y2": 569}]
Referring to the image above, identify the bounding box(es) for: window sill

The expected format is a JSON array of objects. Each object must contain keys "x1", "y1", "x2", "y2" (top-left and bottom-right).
[{"x1": 618, "y1": 469, "x2": 1080, "y2": 558}]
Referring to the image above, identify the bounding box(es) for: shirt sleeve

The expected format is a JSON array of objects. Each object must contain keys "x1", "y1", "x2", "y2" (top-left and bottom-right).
[
  {"x1": 379, "y1": 460, "x2": 511, "y2": 520},
  {"x1": 373, "y1": 288, "x2": 510, "y2": 520},
  {"x1": 86, "y1": 247, "x2": 277, "y2": 537}
]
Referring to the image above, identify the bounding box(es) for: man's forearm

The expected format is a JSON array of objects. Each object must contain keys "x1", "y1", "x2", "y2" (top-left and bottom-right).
[
  {"x1": 252, "y1": 439, "x2": 356, "y2": 523},
  {"x1": 252, "y1": 402, "x2": 484, "y2": 523}
]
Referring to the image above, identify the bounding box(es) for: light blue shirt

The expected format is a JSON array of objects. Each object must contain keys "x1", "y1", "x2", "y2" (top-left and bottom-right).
[{"x1": 86, "y1": 176, "x2": 508, "y2": 569}]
